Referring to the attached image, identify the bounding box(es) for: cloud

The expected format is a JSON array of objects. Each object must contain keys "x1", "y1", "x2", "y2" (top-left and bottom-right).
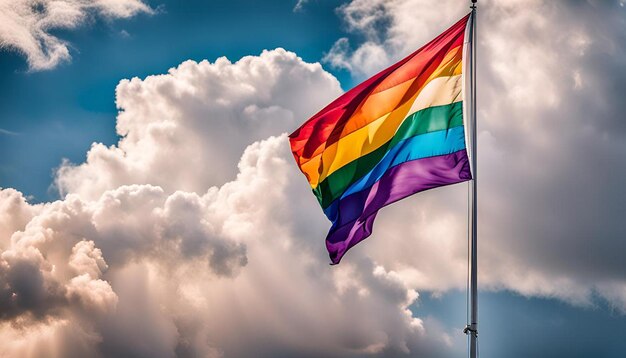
[
  {"x1": 293, "y1": 0, "x2": 309, "y2": 12},
  {"x1": 0, "y1": 0, "x2": 152, "y2": 71},
  {"x1": 0, "y1": 48, "x2": 462, "y2": 357},
  {"x1": 0, "y1": 128, "x2": 18, "y2": 136},
  {"x1": 324, "y1": 0, "x2": 626, "y2": 306},
  {"x1": 55, "y1": 48, "x2": 342, "y2": 201},
  {"x1": 0, "y1": 140, "x2": 457, "y2": 357},
  {"x1": 323, "y1": 0, "x2": 464, "y2": 76}
]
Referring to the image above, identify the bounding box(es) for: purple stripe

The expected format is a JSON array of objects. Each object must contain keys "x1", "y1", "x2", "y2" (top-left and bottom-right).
[{"x1": 326, "y1": 150, "x2": 471, "y2": 264}]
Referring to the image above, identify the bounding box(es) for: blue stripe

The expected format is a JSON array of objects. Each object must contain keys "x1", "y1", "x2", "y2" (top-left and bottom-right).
[{"x1": 323, "y1": 125, "x2": 467, "y2": 221}]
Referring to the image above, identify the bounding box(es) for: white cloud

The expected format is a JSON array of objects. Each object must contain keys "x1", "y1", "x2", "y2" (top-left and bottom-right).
[
  {"x1": 323, "y1": 0, "x2": 465, "y2": 77},
  {"x1": 0, "y1": 0, "x2": 152, "y2": 71},
  {"x1": 0, "y1": 48, "x2": 462, "y2": 357},
  {"x1": 55, "y1": 48, "x2": 342, "y2": 201},
  {"x1": 0, "y1": 137, "x2": 459, "y2": 357},
  {"x1": 293, "y1": 0, "x2": 309, "y2": 12},
  {"x1": 0, "y1": 189, "x2": 41, "y2": 245},
  {"x1": 68, "y1": 240, "x2": 108, "y2": 279}
]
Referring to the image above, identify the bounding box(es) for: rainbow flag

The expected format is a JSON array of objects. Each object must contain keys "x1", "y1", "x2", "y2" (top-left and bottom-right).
[{"x1": 289, "y1": 15, "x2": 473, "y2": 264}]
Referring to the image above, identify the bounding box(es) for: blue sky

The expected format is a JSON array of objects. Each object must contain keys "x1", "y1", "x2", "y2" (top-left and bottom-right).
[
  {"x1": 0, "y1": 0, "x2": 349, "y2": 201},
  {"x1": 1, "y1": 1, "x2": 626, "y2": 357}
]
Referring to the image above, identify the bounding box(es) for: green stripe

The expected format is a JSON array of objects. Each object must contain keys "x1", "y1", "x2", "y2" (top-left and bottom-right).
[{"x1": 313, "y1": 101, "x2": 464, "y2": 208}]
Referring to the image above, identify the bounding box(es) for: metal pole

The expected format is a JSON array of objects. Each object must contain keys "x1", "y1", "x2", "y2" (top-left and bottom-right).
[{"x1": 467, "y1": 1, "x2": 478, "y2": 357}]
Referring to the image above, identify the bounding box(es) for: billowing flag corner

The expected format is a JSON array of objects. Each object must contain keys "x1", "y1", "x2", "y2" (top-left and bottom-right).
[{"x1": 289, "y1": 14, "x2": 473, "y2": 264}]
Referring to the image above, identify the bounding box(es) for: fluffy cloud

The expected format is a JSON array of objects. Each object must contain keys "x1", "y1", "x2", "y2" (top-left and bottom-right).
[
  {"x1": 325, "y1": 0, "x2": 626, "y2": 307},
  {"x1": 0, "y1": 49, "x2": 461, "y2": 357},
  {"x1": 0, "y1": 0, "x2": 152, "y2": 71},
  {"x1": 323, "y1": 0, "x2": 464, "y2": 76},
  {"x1": 0, "y1": 139, "x2": 457, "y2": 357},
  {"x1": 56, "y1": 48, "x2": 342, "y2": 201}
]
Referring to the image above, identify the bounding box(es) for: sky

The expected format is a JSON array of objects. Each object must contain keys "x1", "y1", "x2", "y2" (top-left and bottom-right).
[{"x1": 1, "y1": 0, "x2": 625, "y2": 357}]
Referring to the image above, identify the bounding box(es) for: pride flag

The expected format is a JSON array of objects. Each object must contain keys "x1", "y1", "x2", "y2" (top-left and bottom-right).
[{"x1": 289, "y1": 15, "x2": 473, "y2": 264}]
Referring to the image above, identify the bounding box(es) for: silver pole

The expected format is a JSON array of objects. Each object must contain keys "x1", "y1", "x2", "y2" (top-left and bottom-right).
[{"x1": 467, "y1": 1, "x2": 478, "y2": 357}]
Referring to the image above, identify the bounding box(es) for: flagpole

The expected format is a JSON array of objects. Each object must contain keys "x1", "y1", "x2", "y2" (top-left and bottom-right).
[{"x1": 465, "y1": 1, "x2": 479, "y2": 358}]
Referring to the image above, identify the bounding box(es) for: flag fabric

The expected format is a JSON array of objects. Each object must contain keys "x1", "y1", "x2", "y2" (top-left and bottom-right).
[{"x1": 289, "y1": 14, "x2": 473, "y2": 264}]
